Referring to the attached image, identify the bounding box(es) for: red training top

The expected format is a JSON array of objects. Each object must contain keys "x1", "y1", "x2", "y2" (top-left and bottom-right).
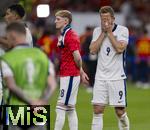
[{"x1": 59, "y1": 29, "x2": 80, "y2": 76}]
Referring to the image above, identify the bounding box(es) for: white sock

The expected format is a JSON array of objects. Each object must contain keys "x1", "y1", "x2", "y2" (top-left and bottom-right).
[
  {"x1": 118, "y1": 113, "x2": 130, "y2": 130},
  {"x1": 92, "y1": 113, "x2": 103, "y2": 130},
  {"x1": 67, "y1": 109, "x2": 78, "y2": 130},
  {"x1": 54, "y1": 108, "x2": 66, "y2": 130}
]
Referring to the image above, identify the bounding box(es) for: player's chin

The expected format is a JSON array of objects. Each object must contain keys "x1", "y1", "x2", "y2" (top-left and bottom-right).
[{"x1": 56, "y1": 25, "x2": 61, "y2": 29}]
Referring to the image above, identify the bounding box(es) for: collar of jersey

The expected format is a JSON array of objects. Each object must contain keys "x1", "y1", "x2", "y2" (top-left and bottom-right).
[
  {"x1": 13, "y1": 43, "x2": 30, "y2": 50},
  {"x1": 61, "y1": 24, "x2": 72, "y2": 35},
  {"x1": 112, "y1": 23, "x2": 117, "y2": 32}
]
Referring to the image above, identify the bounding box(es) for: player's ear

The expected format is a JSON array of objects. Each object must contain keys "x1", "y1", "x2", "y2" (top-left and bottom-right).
[
  {"x1": 12, "y1": 11, "x2": 20, "y2": 20},
  {"x1": 15, "y1": 13, "x2": 20, "y2": 20},
  {"x1": 64, "y1": 18, "x2": 69, "y2": 24},
  {"x1": 111, "y1": 16, "x2": 115, "y2": 23}
]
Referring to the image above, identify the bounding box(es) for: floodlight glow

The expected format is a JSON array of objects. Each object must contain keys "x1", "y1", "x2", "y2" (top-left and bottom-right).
[{"x1": 37, "y1": 4, "x2": 50, "y2": 18}]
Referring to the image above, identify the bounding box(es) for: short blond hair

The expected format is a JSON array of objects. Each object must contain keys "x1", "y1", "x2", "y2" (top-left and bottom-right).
[
  {"x1": 55, "y1": 10, "x2": 72, "y2": 24},
  {"x1": 99, "y1": 6, "x2": 115, "y2": 17}
]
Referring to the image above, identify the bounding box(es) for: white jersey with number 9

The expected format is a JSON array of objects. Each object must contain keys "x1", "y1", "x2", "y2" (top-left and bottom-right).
[{"x1": 91, "y1": 24, "x2": 129, "y2": 80}]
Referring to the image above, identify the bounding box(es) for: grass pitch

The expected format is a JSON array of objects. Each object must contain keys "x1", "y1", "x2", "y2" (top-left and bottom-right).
[{"x1": 50, "y1": 82, "x2": 150, "y2": 130}]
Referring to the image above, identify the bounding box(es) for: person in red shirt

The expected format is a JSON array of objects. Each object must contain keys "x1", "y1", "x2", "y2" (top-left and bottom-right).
[
  {"x1": 136, "y1": 29, "x2": 150, "y2": 85},
  {"x1": 54, "y1": 10, "x2": 89, "y2": 130}
]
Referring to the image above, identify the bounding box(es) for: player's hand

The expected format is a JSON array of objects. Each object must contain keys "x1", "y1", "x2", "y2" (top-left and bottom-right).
[
  {"x1": 31, "y1": 99, "x2": 48, "y2": 106},
  {"x1": 80, "y1": 68, "x2": 89, "y2": 85},
  {"x1": 101, "y1": 20, "x2": 107, "y2": 33},
  {"x1": 104, "y1": 21, "x2": 112, "y2": 33},
  {"x1": 29, "y1": 100, "x2": 47, "y2": 111}
]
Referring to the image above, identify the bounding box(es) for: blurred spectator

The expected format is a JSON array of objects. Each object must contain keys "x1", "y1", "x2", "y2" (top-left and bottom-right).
[
  {"x1": 100, "y1": 0, "x2": 111, "y2": 7},
  {"x1": 37, "y1": 29, "x2": 54, "y2": 57},
  {"x1": 36, "y1": 26, "x2": 60, "y2": 75},
  {"x1": 112, "y1": 0, "x2": 124, "y2": 12},
  {"x1": 126, "y1": 26, "x2": 138, "y2": 82},
  {"x1": 80, "y1": 26, "x2": 97, "y2": 89},
  {"x1": 34, "y1": 19, "x2": 46, "y2": 39},
  {"x1": 29, "y1": 23, "x2": 39, "y2": 47},
  {"x1": 135, "y1": 28, "x2": 150, "y2": 88}
]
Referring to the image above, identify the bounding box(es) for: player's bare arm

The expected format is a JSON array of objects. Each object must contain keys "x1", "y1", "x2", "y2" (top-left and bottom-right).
[
  {"x1": 31, "y1": 75, "x2": 57, "y2": 106},
  {"x1": 41, "y1": 75, "x2": 57, "y2": 103},
  {"x1": 89, "y1": 32, "x2": 105, "y2": 54},
  {"x1": 105, "y1": 22, "x2": 127, "y2": 53},
  {"x1": 73, "y1": 50, "x2": 89, "y2": 85},
  {"x1": 4, "y1": 76, "x2": 33, "y2": 104},
  {"x1": 108, "y1": 32, "x2": 127, "y2": 53}
]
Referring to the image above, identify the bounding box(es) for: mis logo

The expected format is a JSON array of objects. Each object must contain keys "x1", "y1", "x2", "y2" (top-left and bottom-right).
[{"x1": 1, "y1": 105, "x2": 50, "y2": 129}]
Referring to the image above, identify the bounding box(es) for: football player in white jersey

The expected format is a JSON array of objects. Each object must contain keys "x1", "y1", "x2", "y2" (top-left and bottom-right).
[
  {"x1": 0, "y1": 4, "x2": 33, "y2": 49},
  {"x1": 89, "y1": 6, "x2": 130, "y2": 130}
]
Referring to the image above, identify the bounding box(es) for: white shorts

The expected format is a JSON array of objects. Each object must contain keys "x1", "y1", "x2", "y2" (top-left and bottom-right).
[
  {"x1": 57, "y1": 76, "x2": 80, "y2": 106},
  {"x1": 92, "y1": 79, "x2": 127, "y2": 106}
]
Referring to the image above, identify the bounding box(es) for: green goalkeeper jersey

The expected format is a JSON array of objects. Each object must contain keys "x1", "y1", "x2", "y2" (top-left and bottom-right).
[{"x1": 1, "y1": 47, "x2": 49, "y2": 105}]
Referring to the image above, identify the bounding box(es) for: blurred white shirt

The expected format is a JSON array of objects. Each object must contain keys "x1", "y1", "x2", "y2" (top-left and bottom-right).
[{"x1": 25, "y1": 27, "x2": 33, "y2": 47}]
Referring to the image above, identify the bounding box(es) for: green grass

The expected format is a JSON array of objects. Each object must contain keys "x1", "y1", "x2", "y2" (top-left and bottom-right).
[{"x1": 50, "y1": 82, "x2": 150, "y2": 130}]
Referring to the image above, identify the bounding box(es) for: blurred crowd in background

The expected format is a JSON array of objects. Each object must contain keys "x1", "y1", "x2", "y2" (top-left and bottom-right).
[{"x1": 0, "y1": 0, "x2": 150, "y2": 88}]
